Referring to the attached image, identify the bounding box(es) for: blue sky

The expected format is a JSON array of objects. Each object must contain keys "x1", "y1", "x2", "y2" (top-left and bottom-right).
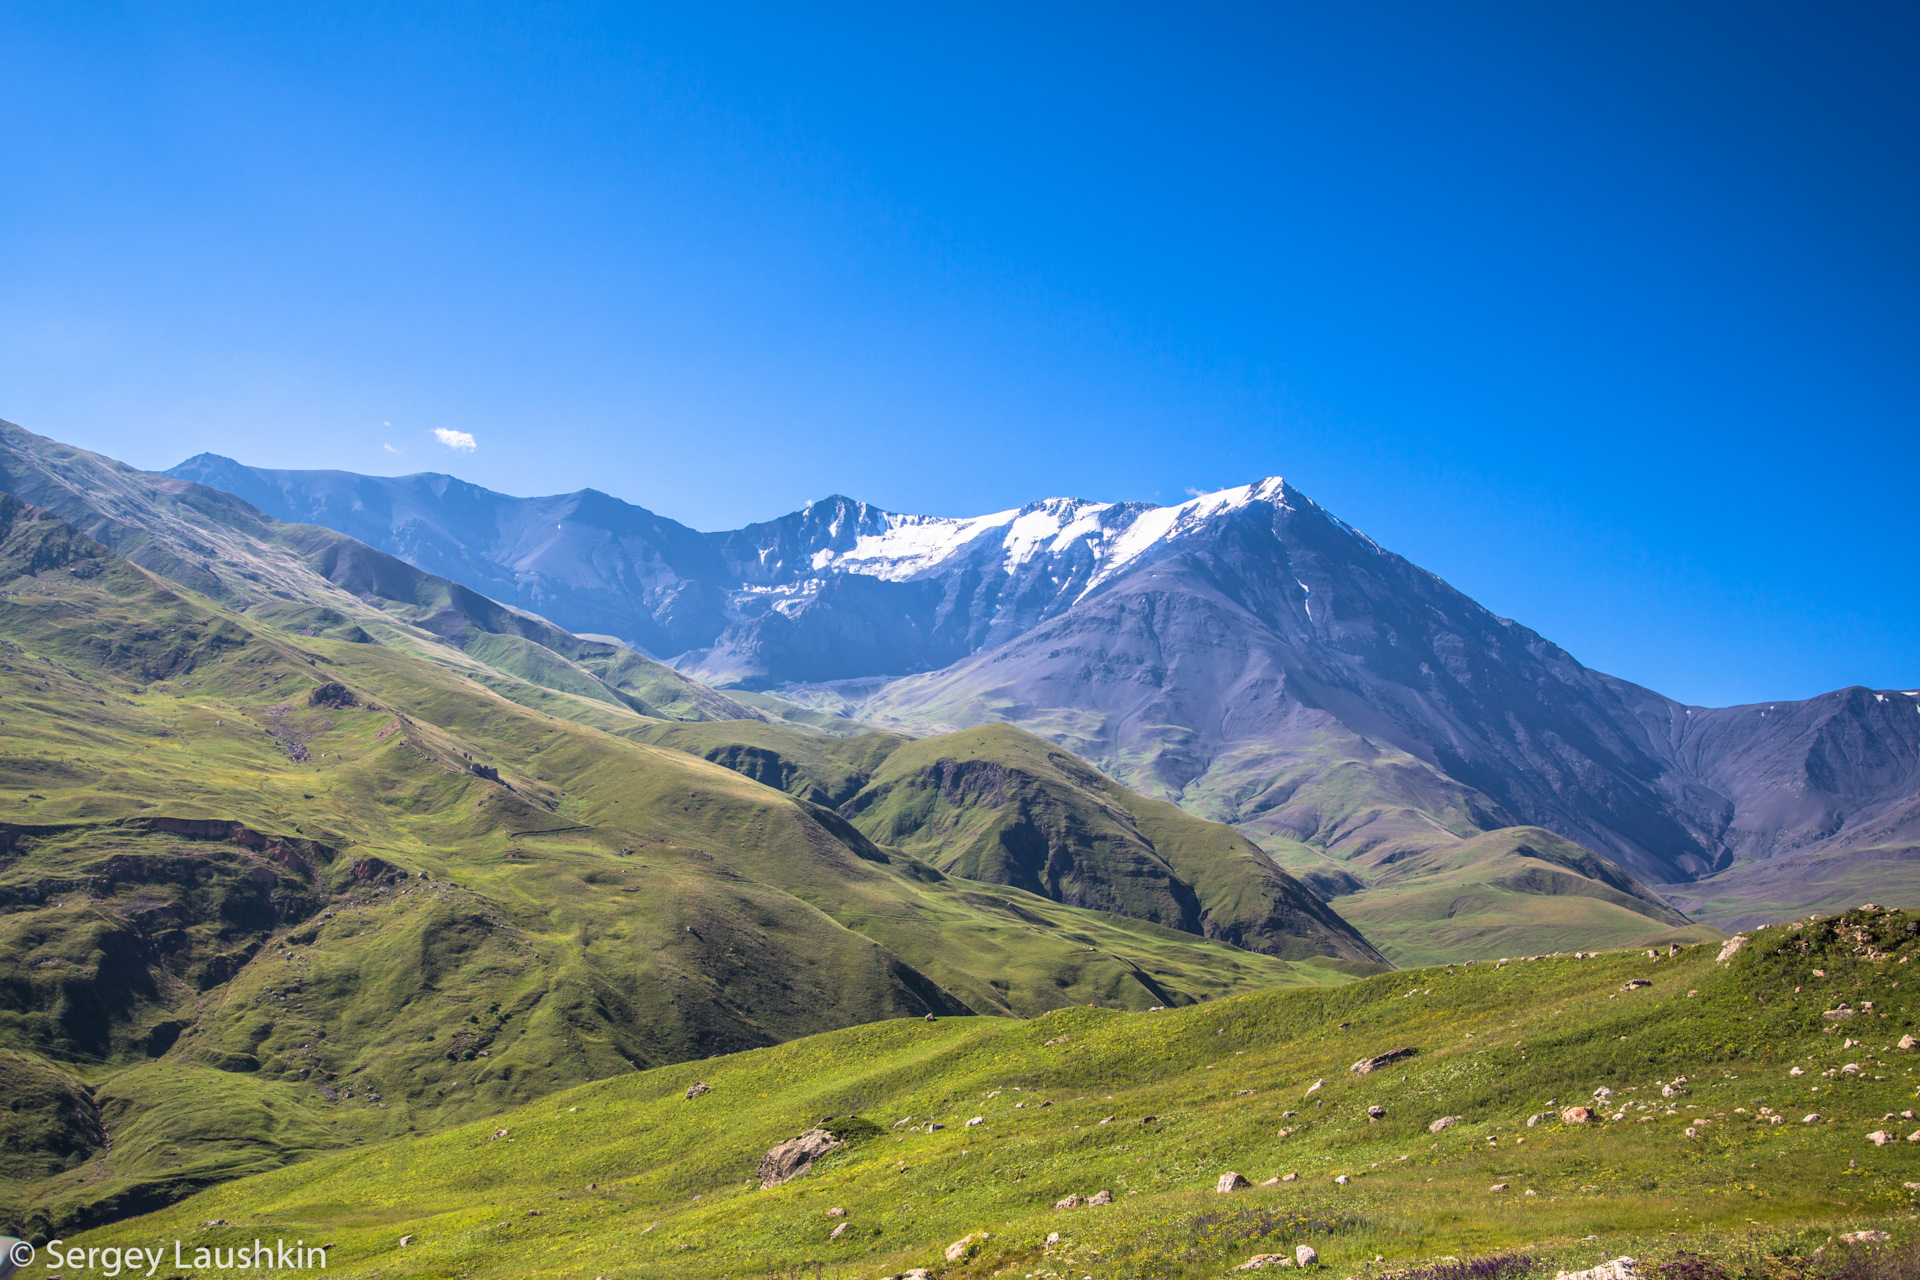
[{"x1": 1, "y1": 3, "x2": 1914, "y2": 706}]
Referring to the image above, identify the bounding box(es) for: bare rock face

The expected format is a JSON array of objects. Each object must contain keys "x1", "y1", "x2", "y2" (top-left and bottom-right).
[
  {"x1": 757, "y1": 1127, "x2": 845, "y2": 1190},
  {"x1": 1350, "y1": 1047, "x2": 1417, "y2": 1075},
  {"x1": 1087, "y1": 1189, "x2": 1113, "y2": 1205}
]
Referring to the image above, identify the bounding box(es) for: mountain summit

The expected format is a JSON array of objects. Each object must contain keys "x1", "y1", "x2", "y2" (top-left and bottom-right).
[{"x1": 165, "y1": 453, "x2": 1919, "y2": 925}]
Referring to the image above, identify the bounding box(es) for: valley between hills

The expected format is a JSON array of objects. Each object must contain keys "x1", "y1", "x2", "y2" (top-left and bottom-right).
[{"x1": 0, "y1": 415, "x2": 1913, "y2": 1276}]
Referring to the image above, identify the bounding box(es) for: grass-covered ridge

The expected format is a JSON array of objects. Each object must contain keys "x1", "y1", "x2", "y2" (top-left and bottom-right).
[
  {"x1": 0, "y1": 496, "x2": 1361, "y2": 1233},
  {"x1": 61, "y1": 908, "x2": 1920, "y2": 1279},
  {"x1": 631, "y1": 719, "x2": 1386, "y2": 964}
]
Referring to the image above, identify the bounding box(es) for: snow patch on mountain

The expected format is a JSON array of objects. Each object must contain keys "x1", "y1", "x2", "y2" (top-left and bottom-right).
[
  {"x1": 804, "y1": 478, "x2": 1292, "y2": 589},
  {"x1": 1079, "y1": 476, "x2": 1291, "y2": 596}
]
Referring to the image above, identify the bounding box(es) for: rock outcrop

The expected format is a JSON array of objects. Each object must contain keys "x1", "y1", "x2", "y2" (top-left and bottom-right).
[{"x1": 756, "y1": 1127, "x2": 844, "y2": 1189}]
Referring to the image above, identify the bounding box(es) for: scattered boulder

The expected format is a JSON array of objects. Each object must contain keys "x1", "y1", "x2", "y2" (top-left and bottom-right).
[
  {"x1": 1622, "y1": 979, "x2": 1652, "y2": 990},
  {"x1": 1218, "y1": 1172, "x2": 1251, "y2": 1192},
  {"x1": 965, "y1": 1116, "x2": 985, "y2": 1128},
  {"x1": 1306, "y1": 1079, "x2": 1324, "y2": 1096},
  {"x1": 685, "y1": 1082, "x2": 711, "y2": 1100},
  {"x1": 308, "y1": 682, "x2": 358, "y2": 709},
  {"x1": 1333, "y1": 1174, "x2": 1351, "y2": 1185},
  {"x1": 1823, "y1": 1008, "x2": 1857, "y2": 1021},
  {"x1": 1281, "y1": 1172, "x2": 1299, "y2": 1182},
  {"x1": 1562, "y1": 1106, "x2": 1593, "y2": 1124},
  {"x1": 1297, "y1": 1245, "x2": 1319, "y2": 1267},
  {"x1": 1716, "y1": 935, "x2": 1748, "y2": 963},
  {"x1": 1593, "y1": 1087, "x2": 1615, "y2": 1100},
  {"x1": 1842, "y1": 1231, "x2": 1892, "y2": 1244},
  {"x1": 1429, "y1": 1116, "x2": 1463, "y2": 1133},
  {"x1": 757, "y1": 1127, "x2": 845, "y2": 1189},
  {"x1": 1899, "y1": 1034, "x2": 1917, "y2": 1050},
  {"x1": 1804, "y1": 1114, "x2": 1824, "y2": 1124},
  {"x1": 1054, "y1": 1195, "x2": 1083, "y2": 1211},
  {"x1": 1236, "y1": 1255, "x2": 1296, "y2": 1271},
  {"x1": 1350, "y1": 1047, "x2": 1417, "y2": 1075},
  {"x1": 398, "y1": 1235, "x2": 413, "y2": 1247},
  {"x1": 1867, "y1": 1131, "x2": 1894, "y2": 1146},
  {"x1": 1366, "y1": 1105, "x2": 1386, "y2": 1121},
  {"x1": 1557, "y1": 1259, "x2": 1639, "y2": 1280},
  {"x1": 826, "y1": 1207, "x2": 846, "y2": 1218},
  {"x1": 1087, "y1": 1189, "x2": 1112, "y2": 1205},
  {"x1": 829, "y1": 1223, "x2": 849, "y2": 1241},
  {"x1": 945, "y1": 1232, "x2": 988, "y2": 1263},
  {"x1": 1527, "y1": 1113, "x2": 1556, "y2": 1127}
]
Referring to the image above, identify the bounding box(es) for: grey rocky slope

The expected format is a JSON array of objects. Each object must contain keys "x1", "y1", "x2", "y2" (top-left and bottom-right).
[{"x1": 165, "y1": 454, "x2": 1919, "y2": 924}]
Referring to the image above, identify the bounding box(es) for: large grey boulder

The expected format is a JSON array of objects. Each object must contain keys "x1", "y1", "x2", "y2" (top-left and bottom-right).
[{"x1": 757, "y1": 1127, "x2": 845, "y2": 1190}]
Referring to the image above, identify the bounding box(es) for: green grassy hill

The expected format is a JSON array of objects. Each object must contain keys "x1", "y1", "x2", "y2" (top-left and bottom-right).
[
  {"x1": 1322, "y1": 827, "x2": 1722, "y2": 966},
  {"x1": 632, "y1": 720, "x2": 1385, "y2": 965},
  {"x1": 52, "y1": 907, "x2": 1920, "y2": 1279},
  {"x1": 0, "y1": 496, "x2": 1365, "y2": 1234}
]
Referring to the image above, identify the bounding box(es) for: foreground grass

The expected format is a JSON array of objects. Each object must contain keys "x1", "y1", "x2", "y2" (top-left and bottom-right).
[{"x1": 58, "y1": 909, "x2": 1920, "y2": 1278}]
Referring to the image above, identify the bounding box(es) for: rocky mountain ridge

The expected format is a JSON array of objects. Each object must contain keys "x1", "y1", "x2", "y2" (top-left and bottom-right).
[{"x1": 163, "y1": 450, "x2": 1920, "y2": 924}]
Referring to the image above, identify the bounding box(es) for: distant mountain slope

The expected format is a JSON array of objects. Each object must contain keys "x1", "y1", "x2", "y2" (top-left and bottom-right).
[
  {"x1": 631, "y1": 720, "x2": 1386, "y2": 964},
  {"x1": 2, "y1": 422, "x2": 756, "y2": 724},
  {"x1": 163, "y1": 451, "x2": 1919, "y2": 923},
  {"x1": 0, "y1": 495, "x2": 1361, "y2": 1232}
]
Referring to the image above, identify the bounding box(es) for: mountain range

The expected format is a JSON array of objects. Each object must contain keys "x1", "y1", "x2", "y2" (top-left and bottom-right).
[
  {"x1": 170, "y1": 449, "x2": 1920, "y2": 931},
  {"x1": 5, "y1": 413, "x2": 1898, "y2": 1233}
]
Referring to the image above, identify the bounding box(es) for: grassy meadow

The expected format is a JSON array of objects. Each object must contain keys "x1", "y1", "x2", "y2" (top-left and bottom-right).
[{"x1": 57, "y1": 909, "x2": 1920, "y2": 1279}]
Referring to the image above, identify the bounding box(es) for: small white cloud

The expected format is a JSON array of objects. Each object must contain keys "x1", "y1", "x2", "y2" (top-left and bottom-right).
[
  {"x1": 382, "y1": 443, "x2": 400, "y2": 454},
  {"x1": 432, "y1": 427, "x2": 477, "y2": 452},
  {"x1": 1184, "y1": 485, "x2": 1205, "y2": 498}
]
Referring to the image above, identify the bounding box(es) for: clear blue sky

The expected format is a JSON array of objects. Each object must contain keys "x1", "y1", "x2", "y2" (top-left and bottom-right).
[{"x1": 2, "y1": 3, "x2": 1914, "y2": 707}]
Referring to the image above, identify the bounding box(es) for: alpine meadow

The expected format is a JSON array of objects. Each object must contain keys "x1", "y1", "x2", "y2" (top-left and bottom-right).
[{"x1": 1, "y1": 9, "x2": 1917, "y2": 1276}]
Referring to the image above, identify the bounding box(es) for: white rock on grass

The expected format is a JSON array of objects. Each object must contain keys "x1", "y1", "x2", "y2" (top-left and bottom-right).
[
  {"x1": 1296, "y1": 1245, "x2": 1319, "y2": 1267},
  {"x1": 1235, "y1": 1255, "x2": 1295, "y2": 1271},
  {"x1": 944, "y1": 1232, "x2": 988, "y2": 1263},
  {"x1": 1218, "y1": 1172, "x2": 1251, "y2": 1192},
  {"x1": 1557, "y1": 1258, "x2": 1640, "y2": 1280}
]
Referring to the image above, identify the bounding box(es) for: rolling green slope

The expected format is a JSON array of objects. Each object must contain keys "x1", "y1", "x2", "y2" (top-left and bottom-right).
[
  {"x1": 630, "y1": 720, "x2": 1387, "y2": 965},
  {"x1": 0, "y1": 497, "x2": 1360, "y2": 1233},
  {"x1": 55, "y1": 908, "x2": 1920, "y2": 1280},
  {"x1": 1324, "y1": 827, "x2": 1722, "y2": 966}
]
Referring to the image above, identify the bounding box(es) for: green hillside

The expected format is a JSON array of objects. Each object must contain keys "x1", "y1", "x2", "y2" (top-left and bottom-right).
[
  {"x1": 0, "y1": 496, "x2": 1366, "y2": 1233},
  {"x1": 0, "y1": 417, "x2": 761, "y2": 726},
  {"x1": 53, "y1": 908, "x2": 1920, "y2": 1279},
  {"x1": 1323, "y1": 827, "x2": 1722, "y2": 966},
  {"x1": 631, "y1": 719, "x2": 1386, "y2": 964}
]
